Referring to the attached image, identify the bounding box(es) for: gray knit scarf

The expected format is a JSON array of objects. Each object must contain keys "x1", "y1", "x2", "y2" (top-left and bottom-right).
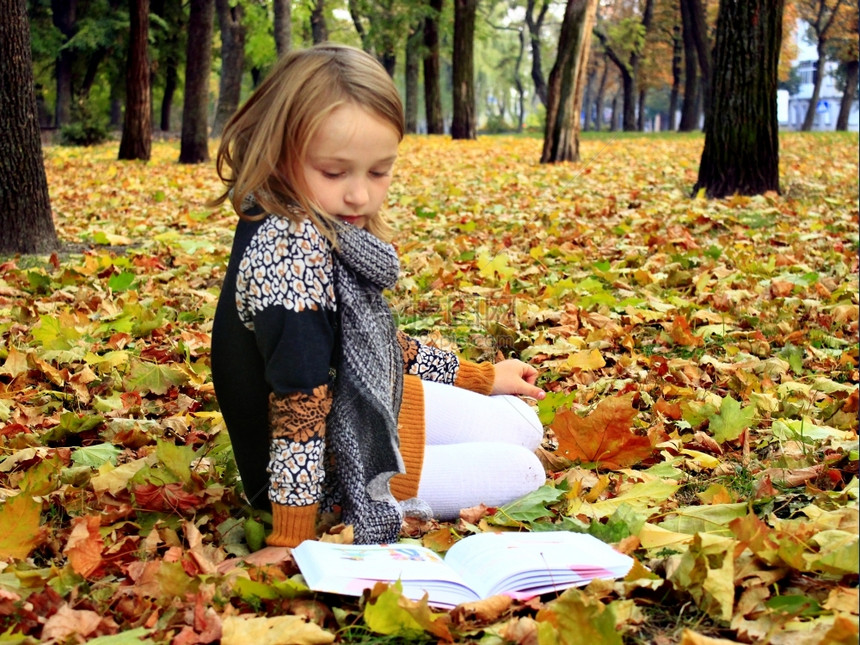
[{"x1": 323, "y1": 222, "x2": 406, "y2": 544}]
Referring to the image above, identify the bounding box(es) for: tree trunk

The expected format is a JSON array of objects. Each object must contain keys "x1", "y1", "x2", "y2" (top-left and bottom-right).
[
  {"x1": 525, "y1": 0, "x2": 550, "y2": 107},
  {"x1": 610, "y1": 93, "x2": 618, "y2": 130},
  {"x1": 514, "y1": 28, "x2": 526, "y2": 132},
  {"x1": 669, "y1": 24, "x2": 682, "y2": 131},
  {"x1": 693, "y1": 0, "x2": 783, "y2": 198},
  {"x1": 405, "y1": 25, "x2": 422, "y2": 133},
  {"x1": 423, "y1": 0, "x2": 445, "y2": 134},
  {"x1": 273, "y1": 0, "x2": 292, "y2": 57},
  {"x1": 682, "y1": 0, "x2": 711, "y2": 126},
  {"x1": 311, "y1": 0, "x2": 328, "y2": 44},
  {"x1": 836, "y1": 59, "x2": 858, "y2": 131},
  {"x1": 595, "y1": 31, "x2": 636, "y2": 131},
  {"x1": 179, "y1": 0, "x2": 214, "y2": 164},
  {"x1": 541, "y1": 0, "x2": 597, "y2": 163},
  {"x1": 118, "y1": 0, "x2": 151, "y2": 161},
  {"x1": 679, "y1": 0, "x2": 700, "y2": 131},
  {"x1": 451, "y1": 0, "x2": 478, "y2": 140},
  {"x1": 594, "y1": 55, "x2": 608, "y2": 130},
  {"x1": 162, "y1": 63, "x2": 178, "y2": 131},
  {"x1": 211, "y1": 0, "x2": 245, "y2": 138},
  {"x1": 0, "y1": 0, "x2": 58, "y2": 254},
  {"x1": 51, "y1": 0, "x2": 77, "y2": 127},
  {"x1": 801, "y1": 42, "x2": 827, "y2": 131},
  {"x1": 582, "y1": 66, "x2": 595, "y2": 131}
]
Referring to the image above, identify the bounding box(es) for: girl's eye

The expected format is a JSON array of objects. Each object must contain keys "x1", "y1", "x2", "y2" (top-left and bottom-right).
[
  {"x1": 321, "y1": 171, "x2": 343, "y2": 179},
  {"x1": 370, "y1": 170, "x2": 391, "y2": 178}
]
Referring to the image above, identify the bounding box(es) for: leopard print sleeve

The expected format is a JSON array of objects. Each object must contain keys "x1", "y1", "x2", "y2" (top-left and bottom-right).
[
  {"x1": 396, "y1": 330, "x2": 460, "y2": 385},
  {"x1": 268, "y1": 385, "x2": 332, "y2": 507}
]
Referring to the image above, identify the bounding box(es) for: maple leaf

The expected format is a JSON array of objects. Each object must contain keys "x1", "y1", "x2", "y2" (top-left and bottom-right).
[
  {"x1": 64, "y1": 515, "x2": 104, "y2": 578},
  {"x1": 0, "y1": 494, "x2": 43, "y2": 559},
  {"x1": 550, "y1": 394, "x2": 653, "y2": 469},
  {"x1": 708, "y1": 395, "x2": 756, "y2": 443},
  {"x1": 535, "y1": 588, "x2": 621, "y2": 645}
]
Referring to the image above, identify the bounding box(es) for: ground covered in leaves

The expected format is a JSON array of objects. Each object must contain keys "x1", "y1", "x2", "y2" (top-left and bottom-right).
[{"x1": 0, "y1": 132, "x2": 857, "y2": 644}]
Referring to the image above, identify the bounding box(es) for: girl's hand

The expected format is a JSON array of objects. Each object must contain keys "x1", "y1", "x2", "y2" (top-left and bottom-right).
[{"x1": 491, "y1": 359, "x2": 545, "y2": 400}]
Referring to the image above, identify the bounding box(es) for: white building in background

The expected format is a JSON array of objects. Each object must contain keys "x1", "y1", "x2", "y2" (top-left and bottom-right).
[{"x1": 785, "y1": 22, "x2": 859, "y2": 131}]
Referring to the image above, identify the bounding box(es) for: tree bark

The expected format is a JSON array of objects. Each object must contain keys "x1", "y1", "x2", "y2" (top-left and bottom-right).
[
  {"x1": 51, "y1": 0, "x2": 77, "y2": 127},
  {"x1": 0, "y1": 0, "x2": 58, "y2": 254},
  {"x1": 594, "y1": 55, "x2": 609, "y2": 130},
  {"x1": 118, "y1": 0, "x2": 151, "y2": 161},
  {"x1": 669, "y1": 23, "x2": 682, "y2": 130},
  {"x1": 451, "y1": 0, "x2": 478, "y2": 140},
  {"x1": 525, "y1": 0, "x2": 550, "y2": 107},
  {"x1": 682, "y1": 0, "x2": 711, "y2": 125},
  {"x1": 405, "y1": 24, "x2": 422, "y2": 133},
  {"x1": 179, "y1": 0, "x2": 214, "y2": 164},
  {"x1": 836, "y1": 58, "x2": 858, "y2": 130},
  {"x1": 678, "y1": 0, "x2": 700, "y2": 131},
  {"x1": 423, "y1": 0, "x2": 445, "y2": 134},
  {"x1": 162, "y1": 63, "x2": 178, "y2": 131},
  {"x1": 311, "y1": 0, "x2": 328, "y2": 44},
  {"x1": 594, "y1": 30, "x2": 635, "y2": 131},
  {"x1": 800, "y1": 0, "x2": 846, "y2": 130},
  {"x1": 211, "y1": 0, "x2": 245, "y2": 138},
  {"x1": 273, "y1": 0, "x2": 292, "y2": 57},
  {"x1": 693, "y1": 0, "x2": 784, "y2": 198},
  {"x1": 541, "y1": 0, "x2": 597, "y2": 163}
]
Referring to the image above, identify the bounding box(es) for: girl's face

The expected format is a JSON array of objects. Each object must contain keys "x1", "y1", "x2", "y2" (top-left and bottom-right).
[{"x1": 300, "y1": 103, "x2": 400, "y2": 229}]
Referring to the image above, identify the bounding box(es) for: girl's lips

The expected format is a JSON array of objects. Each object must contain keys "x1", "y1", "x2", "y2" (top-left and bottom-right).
[{"x1": 338, "y1": 215, "x2": 364, "y2": 226}]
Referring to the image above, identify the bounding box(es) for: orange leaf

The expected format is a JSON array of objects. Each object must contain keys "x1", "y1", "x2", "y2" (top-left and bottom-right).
[
  {"x1": 64, "y1": 515, "x2": 104, "y2": 578},
  {"x1": 550, "y1": 394, "x2": 653, "y2": 469},
  {"x1": 669, "y1": 316, "x2": 703, "y2": 347}
]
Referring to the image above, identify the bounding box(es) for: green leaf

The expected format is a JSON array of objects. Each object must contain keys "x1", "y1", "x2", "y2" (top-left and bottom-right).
[
  {"x1": 31, "y1": 315, "x2": 82, "y2": 350},
  {"x1": 78, "y1": 628, "x2": 156, "y2": 645},
  {"x1": 156, "y1": 438, "x2": 195, "y2": 484},
  {"x1": 708, "y1": 396, "x2": 756, "y2": 443},
  {"x1": 71, "y1": 442, "x2": 122, "y2": 468},
  {"x1": 536, "y1": 588, "x2": 621, "y2": 645},
  {"x1": 124, "y1": 360, "x2": 188, "y2": 395},
  {"x1": 658, "y1": 503, "x2": 749, "y2": 536},
  {"x1": 108, "y1": 270, "x2": 136, "y2": 292},
  {"x1": 492, "y1": 485, "x2": 566, "y2": 526},
  {"x1": 363, "y1": 581, "x2": 425, "y2": 638}
]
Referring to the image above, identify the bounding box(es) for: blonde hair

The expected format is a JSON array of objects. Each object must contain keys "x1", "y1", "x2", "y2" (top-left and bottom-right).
[{"x1": 211, "y1": 43, "x2": 405, "y2": 241}]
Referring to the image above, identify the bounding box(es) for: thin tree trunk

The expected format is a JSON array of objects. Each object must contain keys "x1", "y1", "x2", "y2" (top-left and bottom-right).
[
  {"x1": 679, "y1": 0, "x2": 700, "y2": 132},
  {"x1": 311, "y1": 0, "x2": 328, "y2": 44},
  {"x1": 161, "y1": 63, "x2": 177, "y2": 131},
  {"x1": 541, "y1": 0, "x2": 597, "y2": 163},
  {"x1": 514, "y1": 29, "x2": 526, "y2": 132},
  {"x1": 694, "y1": 0, "x2": 784, "y2": 198},
  {"x1": 405, "y1": 24, "x2": 422, "y2": 133},
  {"x1": 594, "y1": 55, "x2": 608, "y2": 130},
  {"x1": 525, "y1": 0, "x2": 550, "y2": 107},
  {"x1": 51, "y1": 0, "x2": 77, "y2": 127},
  {"x1": 179, "y1": 0, "x2": 214, "y2": 164},
  {"x1": 211, "y1": 0, "x2": 245, "y2": 138},
  {"x1": 582, "y1": 66, "x2": 595, "y2": 131},
  {"x1": 273, "y1": 0, "x2": 292, "y2": 57},
  {"x1": 682, "y1": 0, "x2": 711, "y2": 126},
  {"x1": 836, "y1": 59, "x2": 858, "y2": 131},
  {"x1": 801, "y1": 42, "x2": 827, "y2": 130},
  {"x1": 118, "y1": 0, "x2": 151, "y2": 161},
  {"x1": 669, "y1": 23, "x2": 682, "y2": 130},
  {"x1": 423, "y1": 0, "x2": 445, "y2": 134},
  {"x1": 0, "y1": 0, "x2": 58, "y2": 253},
  {"x1": 451, "y1": 0, "x2": 478, "y2": 140}
]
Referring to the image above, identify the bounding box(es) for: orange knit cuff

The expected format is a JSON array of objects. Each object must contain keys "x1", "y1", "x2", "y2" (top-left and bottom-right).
[
  {"x1": 390, "y1": 375, "x2": 425, "y2": 501},
  {"x1": 267, "y1": 503, "x2": 318, "y2": 547},
  {"x1": 454, "y1": 360, "x2": 495, "y2": 395}
]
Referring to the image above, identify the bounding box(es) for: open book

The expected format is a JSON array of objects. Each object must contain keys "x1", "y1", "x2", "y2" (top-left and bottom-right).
[{"x1": 293, "y1": 531, "x2": 634, "y2": 609}]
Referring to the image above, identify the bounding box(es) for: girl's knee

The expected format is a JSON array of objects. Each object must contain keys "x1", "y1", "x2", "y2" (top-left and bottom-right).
[{"x1": 495, "y1": 395, "x2": 544, "y2": 450}]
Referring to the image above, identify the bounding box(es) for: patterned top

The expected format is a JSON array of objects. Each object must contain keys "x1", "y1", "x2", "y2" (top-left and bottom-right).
[{"x1": 211, "y1": 213, "x2": 462, "y2": 511}]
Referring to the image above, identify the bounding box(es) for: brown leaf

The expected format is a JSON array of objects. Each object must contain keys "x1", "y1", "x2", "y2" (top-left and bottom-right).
[
  {"x1": 64, "y1": 515, "x2": 104, "y2": 578},
  {"x1": 451, "y1": 594, "x2": 512, "y2": 626},
  {"x1": 550, "y1": 393, "x2": 653, "y2": 469},
  {"x1": 41, "y1": 604, "x2": 104, "y2": 642}
]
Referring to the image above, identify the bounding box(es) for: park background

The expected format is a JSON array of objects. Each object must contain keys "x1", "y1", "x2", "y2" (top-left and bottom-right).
[{"x1": 0, "y1": 0, "x2": 859, "y2": 643}]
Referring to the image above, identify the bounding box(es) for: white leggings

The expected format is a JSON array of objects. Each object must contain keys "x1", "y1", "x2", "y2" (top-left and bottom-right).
[{"x1": 416, "y1": 380, "x2": 546, "y2": 520}]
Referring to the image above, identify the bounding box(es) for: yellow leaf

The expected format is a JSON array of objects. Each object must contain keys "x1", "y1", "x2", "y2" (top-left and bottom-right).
[
  {"x1": 221, "y1": 615, "x2": 335, "y2": 645},
  {"x1": 638, "y1": 523, "x2": 693, "y2": 549},
  {"x1": 563, "y1": 349, "x2": 606, "y2": 372},
  {"x1": 0, "y1": 494, "x2": 42, "y2": 559}
]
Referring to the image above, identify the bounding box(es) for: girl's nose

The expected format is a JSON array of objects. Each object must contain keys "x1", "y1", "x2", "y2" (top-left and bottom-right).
[{"x1": 344, "y1": 178, "x2": 369, "y2": 206}]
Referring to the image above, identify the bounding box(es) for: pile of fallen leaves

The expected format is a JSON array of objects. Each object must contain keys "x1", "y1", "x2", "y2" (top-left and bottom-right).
[{"x1": 0, "y1": 132, "x2": 857, "y2": 644}]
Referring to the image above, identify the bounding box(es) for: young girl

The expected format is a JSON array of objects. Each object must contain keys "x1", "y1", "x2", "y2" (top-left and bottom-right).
[{"x1": 211, "y1": 43, "x2": 546, "y2": 548}]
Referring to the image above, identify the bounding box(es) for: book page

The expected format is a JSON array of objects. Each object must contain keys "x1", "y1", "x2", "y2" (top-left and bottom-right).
[
  {"x1": 293, "y1": 541, "x2": 482, "y2": 607},
  {"x1": 443, "y1": 531, "x2": 634, "y2": 599}
]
